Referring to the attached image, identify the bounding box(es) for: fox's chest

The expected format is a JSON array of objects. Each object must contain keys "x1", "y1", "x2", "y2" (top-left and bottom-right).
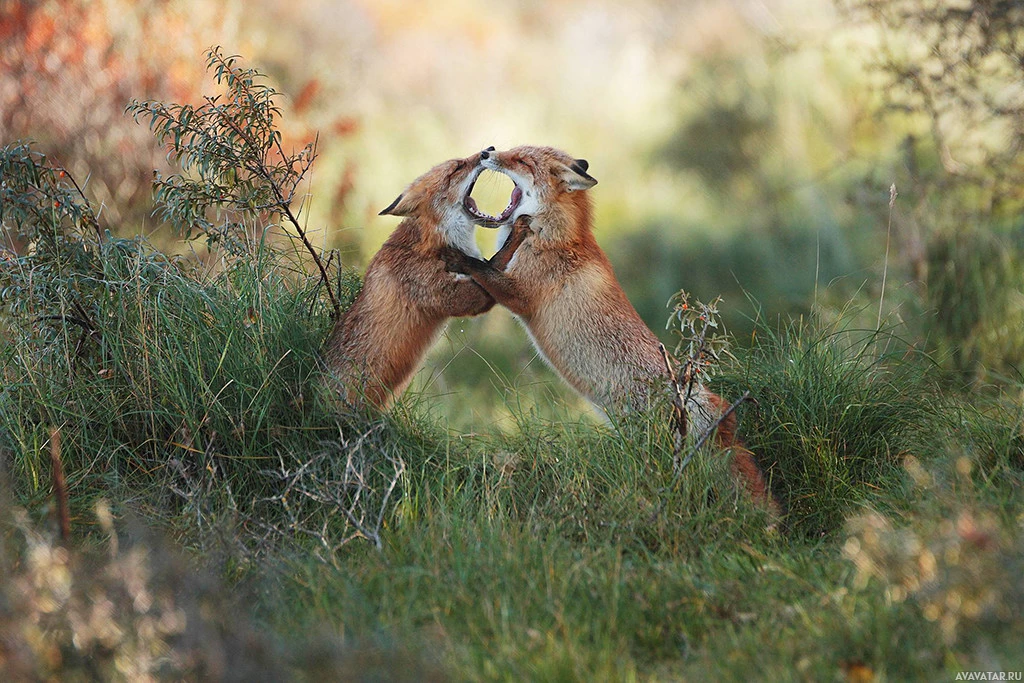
[
  {"x1": 444, "y1": 222, "x2": 482, "y2": 259},
  {"x1": 525, "y1": 266, "x2": 662, "y2": 391},
  {"x1": 526, "y1": 269, "x2": 614, "y2": 363}
]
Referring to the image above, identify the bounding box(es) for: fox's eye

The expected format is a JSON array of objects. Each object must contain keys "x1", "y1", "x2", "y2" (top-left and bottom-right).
[{"x1": 515, "y1": 158, "x2": 536, "y2": 176}]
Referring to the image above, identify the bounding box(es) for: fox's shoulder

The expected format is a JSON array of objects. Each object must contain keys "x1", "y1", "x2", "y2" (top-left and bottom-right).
[
  {"x1": 380, "y1": 218, "x2": 426, "y2": 252},
  {"x1": 370, "y1": 219, "x2": 443, "y2": 267}
]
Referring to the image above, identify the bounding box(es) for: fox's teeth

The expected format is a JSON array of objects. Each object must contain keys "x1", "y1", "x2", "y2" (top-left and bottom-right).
[
  {"x1": 470, "y1": 205, "x2": 497, "y2": 220},
  {"x1": 466, "y1": 183, "x2": 520, "y2": 222}
]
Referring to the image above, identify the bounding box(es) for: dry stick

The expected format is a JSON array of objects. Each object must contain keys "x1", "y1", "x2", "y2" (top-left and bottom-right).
[
  {"x1": 878, "y1": 183, "x2": 897, "y2": 329},
  {"x1": 262, "y1": 149, "x2": 340, "y2": 320},
  {"x1": 335, "y1": 425, "x2": 401, "y2": 550},
  {"x1": 56, "y1": 165, "x2": 104, "y2": 244},
  {"x1": 657, "y1": 342, "x2": 752, "y2": 518},
  {"x1": 659, "y1": 343, "x2": 687, "y2": 454},
  {"x1": 257, "y1": 424, "x2": 402, "y2": 553},
  {"x1": 659, "y1": 336, "x2": 705, "y2": 471},
  {"x1": 49, "y1": 426, "x2": 71, "y2": 542},
  {"x1": 371, "y1": 455, "x2": 405, "y2": 551}
]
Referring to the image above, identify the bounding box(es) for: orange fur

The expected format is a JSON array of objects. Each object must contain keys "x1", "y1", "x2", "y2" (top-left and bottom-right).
[
  {"x1": 324, "y1": 151, "x2": 509, "y2": 409},
  {"x1": 444, "y1": 145, "x2": 779, "y2": 515}
]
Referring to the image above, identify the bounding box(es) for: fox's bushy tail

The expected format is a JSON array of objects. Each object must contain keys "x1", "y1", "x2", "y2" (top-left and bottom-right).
[{"x1": 698, "y1": 389, "x2": 782, "y2": 518}]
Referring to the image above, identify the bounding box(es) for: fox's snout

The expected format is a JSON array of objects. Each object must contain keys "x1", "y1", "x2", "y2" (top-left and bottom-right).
[
  {"x1": 480, "y1": 146, "x2": 495, "y2": 160},
  {"x1": 480, "y1": 155, "x2": 500, "y2": 173}
]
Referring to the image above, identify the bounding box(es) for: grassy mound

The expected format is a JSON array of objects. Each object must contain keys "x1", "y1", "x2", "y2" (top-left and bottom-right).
[{"x1": 2, "y1": 49, "x2": 1023, "y2": 678}]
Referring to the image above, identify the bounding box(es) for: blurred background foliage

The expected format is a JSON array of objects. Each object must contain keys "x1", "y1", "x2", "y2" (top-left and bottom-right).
[{"x1": 3, "y1": 0, "x2": 1024, "y2": 426}]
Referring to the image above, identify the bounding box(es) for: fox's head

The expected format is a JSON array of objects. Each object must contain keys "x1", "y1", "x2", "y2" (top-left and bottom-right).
[
  {"x1": 466, "y1": 145, "x2": 598, "y2": 238},
  {"x1": 379, "y1": 147, "x2": 497, "y2": 254}
]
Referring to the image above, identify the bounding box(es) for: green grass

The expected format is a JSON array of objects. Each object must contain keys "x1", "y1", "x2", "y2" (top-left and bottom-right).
[
  {"x1": 2, "y1": 230, "x2": 1023, "y2": 680},
  {"x1": 713, "y1": 319, "x2": 950, "y2": 538},
  {"x1": 4, "y1": 46, "x2": 1021, "y2": 679},
  {"x1": 1, "y1": 235, "x2": 360, "y2": 513}
]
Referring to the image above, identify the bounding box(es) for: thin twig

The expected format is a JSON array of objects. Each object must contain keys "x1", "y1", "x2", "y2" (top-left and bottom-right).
[
  {"x1": 49, "y1": 426, "x2": 71, "y2": 543},
  {"x1": 659, "y1": 343, "x2": 687, "y2": 452},
  {"x1": 372, "y1": 456, "x2": 405, "y2": 550},
  {"x1": 247, "y1": 424, "x2": 403, "y2": 557},
  {"x1": 56, "y1": 165, "x2": 104, "y2": 244},
  {"x1": 213, "y1": 107, "x2": 340, "y2": 319},
  {"x1": 649, "y1": 390, "x2": 752, "y2": 523},
  {"x1": 878, "y1": 183, "x2": 897, "y2": 329},
  {"x1": 33, "y1": 314, "x2": 95, "y2": 332}
]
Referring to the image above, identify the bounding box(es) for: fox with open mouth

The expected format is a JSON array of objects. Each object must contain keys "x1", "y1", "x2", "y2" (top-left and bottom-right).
[
  {"x1": 446, "y1": 145, "x2": 780, "y2": 515},
  {"x1": 323, "y1": 147, "x2": 527, "y2": 409}
]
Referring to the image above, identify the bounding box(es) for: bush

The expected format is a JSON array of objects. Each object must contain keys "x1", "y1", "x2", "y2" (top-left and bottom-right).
[
  {"x1": 715, "y1": 317, "x2": 947, "y2": 538},
  {"x1": 0, "y1": 52, "x2": 394, "y2": 556}
]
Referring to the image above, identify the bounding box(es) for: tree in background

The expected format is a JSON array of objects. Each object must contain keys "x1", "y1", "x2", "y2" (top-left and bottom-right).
[
  {"x1": 846, "y1": 0, "x2": 1024, "y2": 382},
  {"x1": 0, "y1": 1, "x2": 226, "y2": 232},
  {"x1": 0, "y1": 0, "x2": 357, "y2": 255}
]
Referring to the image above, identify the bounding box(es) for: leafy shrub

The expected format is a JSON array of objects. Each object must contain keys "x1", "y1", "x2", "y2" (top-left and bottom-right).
[{"x1": 0, "y1": 51, "x2": 385, "y2": 552}]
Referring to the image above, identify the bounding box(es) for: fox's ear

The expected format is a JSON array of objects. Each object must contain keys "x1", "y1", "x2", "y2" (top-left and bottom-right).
[
  {"x1": 558, "y1": 159, "x2": 598, "y2": 191},
  {"x1": 379, "y1": 192, "x2": 416, "y2": 217}
]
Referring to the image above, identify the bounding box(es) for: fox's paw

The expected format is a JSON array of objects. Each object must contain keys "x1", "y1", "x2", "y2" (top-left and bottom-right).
[
  {"x1": 440, "y1": 246, "x2": 475, "y2": 274},
  {"x1": 510, "y1": 214, "x2": 532, "y2": 239}
]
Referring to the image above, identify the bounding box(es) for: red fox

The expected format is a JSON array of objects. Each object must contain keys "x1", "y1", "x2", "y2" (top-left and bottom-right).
[
  {"x1": 323, "y1": 148, "x2": 527, "y2": 409},
  {"x1": 443, "y1": 145, "x2": 779, "y2": 514}
]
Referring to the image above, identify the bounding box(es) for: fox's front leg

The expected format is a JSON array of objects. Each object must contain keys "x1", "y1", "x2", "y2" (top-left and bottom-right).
[
  {"x1": 444, "y1": 276, "x2": 495, "y2": 317},
  {"x1": 488, "y1": 215, "x2": 531, "y2": 271},
  {"x1": 441, "y1": 248, "x2": 532, "y2": 317}
]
